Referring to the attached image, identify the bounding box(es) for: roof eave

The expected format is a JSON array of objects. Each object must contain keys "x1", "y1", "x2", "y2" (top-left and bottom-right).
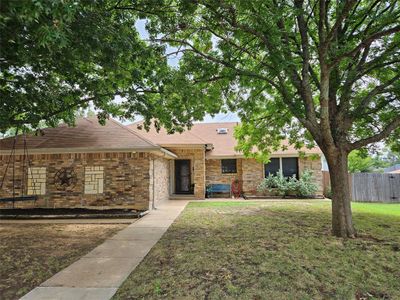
[
  {"x1": 151, "y1": 148, "x2": 178, "y2": 159},
  {"x1": 159, "y1": 144, "x2": 207, "y2": 149},
  {"x1": 206, "y1": 152, "x2": 322, "y2": 159},
  {"x1": 0, "y1": 146, "x2": 161, "y2": 155}
]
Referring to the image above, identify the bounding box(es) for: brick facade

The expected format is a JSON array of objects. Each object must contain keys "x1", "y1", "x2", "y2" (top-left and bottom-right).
[
  {"x1": 150, "y1": 157, "x2": 170, "y2": 207},
  {"x1": 0, "y1": 152, "x2": 152, "y2": 210},
  {"x1": 205, "y1": 158, "x2": 243, "y2": 186},
  {"x1": 0, "y1": 149, "x2": 323, "y2": 209},
  {"x1": 165, "y1": 147, "x2": 206, "y2": 199},
  {"x1": 242, "y1": 158, "x2": 264, "y2": 194},
  {"x1": 206, "y1": 156, "x2": 323, "y2": 196},
  {"x1": 298, "y1": 156, "x2": 323, "y2": 194}
]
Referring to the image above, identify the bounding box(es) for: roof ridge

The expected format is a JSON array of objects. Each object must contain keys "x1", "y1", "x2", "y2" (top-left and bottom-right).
[
  {"x1": 192, "y1": 121, "x2": 240, "y2": 125},
  {"x1": 108, "y1": 118, "x2": 160, "y2": 148}
]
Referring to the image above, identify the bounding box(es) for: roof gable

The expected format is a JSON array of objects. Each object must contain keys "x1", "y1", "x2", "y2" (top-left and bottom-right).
[
  {"x1": 129, "y1": 122, "x2": 322, "y2": 157},
  {"x1": 0, "y1": 117, "x2": 159, "y2": 153}
]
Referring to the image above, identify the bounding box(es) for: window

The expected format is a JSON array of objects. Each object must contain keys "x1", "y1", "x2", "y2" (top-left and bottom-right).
[
  {"x1": 84, "y1": 166, "x2": 104, "y2": 194},
  {"x1": 264, "y1": 158, "x2": 280, "y2": 177},
  {"x1": 27, "y1": 167, "x2": 46, "y2": 195},
  {"x1": 264, "y1": 157, "x2": 299, "y2": 178},
  {"x1": 282, "y1": 157, "x2": 299, "y2": 178},
  {"x1": 221, "y1": 159, "x2": 237, "y2": 173}
]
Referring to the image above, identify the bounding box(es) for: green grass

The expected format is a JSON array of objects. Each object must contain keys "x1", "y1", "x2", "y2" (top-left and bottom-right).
[
  {"x1": 189, "y1": 200, "x2": 400, "y2": 216},
  {"x1": 187, "y1": 201, "x2": 262, "y2": 207},
  {"x1": 114, "y1": 200, "x2": 400, "y2": 300},
  {"x1": 352, "y1": 202, "x2": 400, "y2": 217}
]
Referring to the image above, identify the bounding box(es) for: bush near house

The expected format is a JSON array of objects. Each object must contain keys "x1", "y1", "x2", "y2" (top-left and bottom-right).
[{"x1": 257, "y1": 169, "x2": 318, "y2": 197}]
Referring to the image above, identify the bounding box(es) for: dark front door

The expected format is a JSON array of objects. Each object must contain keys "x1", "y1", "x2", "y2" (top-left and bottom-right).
[{"x1": 175, "y1": 160, "x2": 192, "y2": 194}]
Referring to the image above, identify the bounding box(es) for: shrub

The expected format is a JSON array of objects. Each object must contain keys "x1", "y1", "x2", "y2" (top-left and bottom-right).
[
  {"x1": 258, "y1": 173, "x2": 285, "y2": 196},
  {"x1": 257, "y1": 169, "x2": 318, "y2": 197},
  {"x1": 296, "y1": 169, "x2": 318, "y2": 197}
]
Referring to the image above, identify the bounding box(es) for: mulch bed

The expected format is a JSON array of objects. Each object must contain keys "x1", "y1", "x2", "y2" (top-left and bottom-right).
[{"x1": 0, "y1": 207, "x2": 147, "y2": 219}]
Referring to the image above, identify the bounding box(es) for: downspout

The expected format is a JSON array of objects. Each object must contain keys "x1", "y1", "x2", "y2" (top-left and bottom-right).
[{"x1": 152, "y1": 157, "x2": 157, "y2": 210}]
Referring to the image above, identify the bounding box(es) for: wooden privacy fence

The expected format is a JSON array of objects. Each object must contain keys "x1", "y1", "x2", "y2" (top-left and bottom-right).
[
  {"x1": 322, "y1": 171, "x2": 400, "y2": 203},
  {"x1": 351, "y1": 173, "x2": 400, "y2": 203}
]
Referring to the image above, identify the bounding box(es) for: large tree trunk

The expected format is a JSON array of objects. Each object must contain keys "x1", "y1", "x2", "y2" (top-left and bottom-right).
[{"x1": 326, "y1": 149, "x2": 356, "y2": 238}]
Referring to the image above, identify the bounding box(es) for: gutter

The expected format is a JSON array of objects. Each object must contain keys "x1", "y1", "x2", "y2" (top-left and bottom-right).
[
  {"x1": 156, "y1": 148, "x2": 178, "y2": 159},
  {"x1": 205, "y1": 153, "x2": 322, "y2": 159},
  {"x1": 159, "y1": 144, "x2": 207, "y2": 148},
  {"x1": 0, "y1": 146, "x2": 163, "y2": 155},
  {"x1": 0, "y1": 146, "x2": 178, "y2": 159},
  {"x1": 151, "y1": 157, "x2": 157, "y2": 210}
]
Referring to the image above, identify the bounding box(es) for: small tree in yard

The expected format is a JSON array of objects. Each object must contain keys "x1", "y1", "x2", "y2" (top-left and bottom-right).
[{"x1": 118, "y1": 0, "x2": 400, "y2": 237}]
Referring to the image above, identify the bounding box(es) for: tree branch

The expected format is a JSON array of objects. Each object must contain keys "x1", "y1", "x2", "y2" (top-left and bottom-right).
[
  {"x1": 330, "y1": 25, "x2": 400, "y2": 67},
  {"x1": 326, "y1": 0, "x2": 358, "y2": 43},
  {"x1": 154, "y1": 37, "x2": 280, "y2": 88},
  {"x1": 352, "y1": 73, "x2": 400, "y2": 116},
  {"x1": 294, "y1": 0, "x2": 318, "y2": 124},
  {"x1": 349, "y1": 116, "x2": 400, "y2": 150},
  {"x1": 8, "y1": 95, "x2": 106, "y2": 127},
  {"x1": 345, "y1": 0, "x2": 381, "y2": 38}
]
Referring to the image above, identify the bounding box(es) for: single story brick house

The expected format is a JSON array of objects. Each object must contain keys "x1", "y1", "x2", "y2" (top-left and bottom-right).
[
  {"x1": 0, "y1": 117, "x2": 323, "y2": 210},
  {"x1": 128, "y1": 122, "x2": 323, "y2": 200}
]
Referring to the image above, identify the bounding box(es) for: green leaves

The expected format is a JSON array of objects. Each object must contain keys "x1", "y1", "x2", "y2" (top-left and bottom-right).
[
  {"x1": 257, "y1": 170, "x2": 318, "y2": 197},
  {"x1": 0, "y1": 0, "x2": 174, "y2": 132},
  {"x1": 1, "y1": 0, "x2": 399, "y2": 156},
  {"x1": 130, "y1": 0, "x2": 400, "y2": 156}
]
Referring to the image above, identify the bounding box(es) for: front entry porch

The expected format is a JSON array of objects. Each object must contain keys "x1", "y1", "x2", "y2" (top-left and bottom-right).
[
  {"x1": 170, "y1": 160, "x2": 197, "y2": 200},
  {"x1": 166, "y1": 148, "x2": 206, "y2": 200},
  {"x1": 174, "y1": 160, "x2": 193, "y2": 194}
]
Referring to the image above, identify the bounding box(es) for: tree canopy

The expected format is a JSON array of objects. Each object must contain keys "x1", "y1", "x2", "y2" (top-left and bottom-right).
[
  {"x1": 1, "y1": 0, "x2": 399, "y2": 237},
  {"x1": 0, "y1": 0, "x2": 176, "y2": 132},
  {"x1": 348, "y1": 148, "x2": 400, "y2": 172},
  {"x1": 119, "y1": 0, "x2": 400, "y2": 237},
  {"x1": 129, "y1": 0, "x2": 400, "y2": 152}
]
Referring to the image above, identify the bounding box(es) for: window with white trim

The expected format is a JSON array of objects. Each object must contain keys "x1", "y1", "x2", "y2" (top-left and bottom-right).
[{"x1": 84, "y1": 166, "x2": 104, "y2": 194}]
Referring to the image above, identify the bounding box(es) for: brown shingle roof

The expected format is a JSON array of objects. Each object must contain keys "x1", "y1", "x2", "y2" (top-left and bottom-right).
[
  {"x1": 129, "y1": 122, "x2": 322, "y2": 158},
  {"x1": 0, "y1": 117, "x2": 160, "y2": 153},
  {"x1": 128, "y1": 122, "x2": 208, "y2": 146}
]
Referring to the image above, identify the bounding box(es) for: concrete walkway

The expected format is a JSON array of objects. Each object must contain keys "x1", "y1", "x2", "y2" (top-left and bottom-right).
[{"x1": 21, "y1": 200, "x2": 188, "y2": 300}]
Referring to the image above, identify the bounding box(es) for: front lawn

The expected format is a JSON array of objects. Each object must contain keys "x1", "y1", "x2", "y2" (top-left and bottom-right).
[
  {"x1": 114, "y1": 200, "x2": 400, "y2": 299},
  {"x1": 352, "y1": 202, "x2": 400, "y2": 217},
  {"x1": 0, "y1": 223, "x2": 126, "y2": 300}
]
